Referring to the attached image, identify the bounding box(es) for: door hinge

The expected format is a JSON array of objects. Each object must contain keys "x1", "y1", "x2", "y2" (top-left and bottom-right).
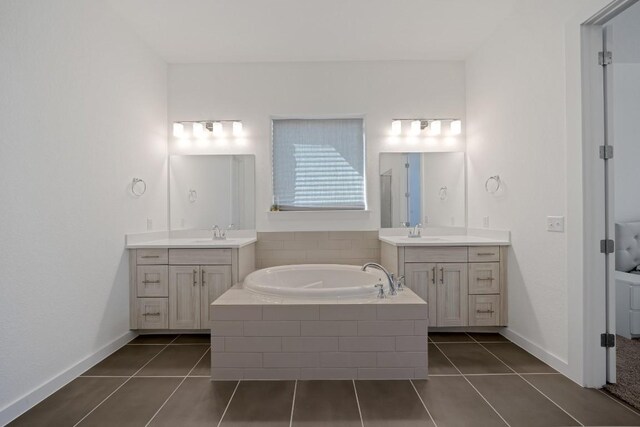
[
  {"x1": 599, "y1": 145, "x2": 613, "y2": 160},
  {"x1": 598, "y1": 51, "x2": 613, "y2": 66},
  {"x1": 601, "y1": 333, "x2": 615, "y2": 348},
  {"x1": 600, "y1": 239, "x2": 615, "y2": 254}
]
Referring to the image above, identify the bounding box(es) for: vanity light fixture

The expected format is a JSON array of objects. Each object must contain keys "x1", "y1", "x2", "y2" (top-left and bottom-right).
[
  {"x1": 192, "y1": 122, "x2": 206, "y2": 138},
  {"x1": 391, "y1": 120, "x2": 402, "y2": 135},
  {"x1": 389, "y1": 119, "x2": 461, "y2": 137},
  {"x1": 172, "y1": 122, "x2": 185, "y2": 138},
  {"x1": 429, "y1": 120, "x2": 442, "y2": 136},
  {"x1": 232, "y1": 121, "x2": 243, "y2": 136},
  {"x1": 450, "y1": 120, "x2": 462, "y2": 135}
]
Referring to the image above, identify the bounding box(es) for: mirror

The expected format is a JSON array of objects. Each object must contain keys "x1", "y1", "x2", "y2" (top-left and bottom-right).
[
  {"x1": 379, "y1": 152, "x2": 465, "y2": 228},
  {"x1": 170, "y1": 155, "x2": 256, "y2": 230}
]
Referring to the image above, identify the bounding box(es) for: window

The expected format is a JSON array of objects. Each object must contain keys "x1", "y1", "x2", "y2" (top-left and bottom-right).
[{"x1": 272, "y1": 118, "x2": 366, "y2": 211}]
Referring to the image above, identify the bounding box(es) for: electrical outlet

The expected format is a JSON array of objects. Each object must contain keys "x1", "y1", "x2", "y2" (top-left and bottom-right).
[
  {"x1": 547, "y1": 216, "x2": 565, "y2": 232},
  {"x1": 146, "y1": 218, "x2": 153, "y2": 230},
  {"x1": 483, "y1": 216, "x2": 490, "y2": 228}
]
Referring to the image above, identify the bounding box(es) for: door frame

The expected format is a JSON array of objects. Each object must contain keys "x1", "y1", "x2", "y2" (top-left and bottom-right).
[{"x1": 580, "y1": 0, "x2": 638, "y2": 387}]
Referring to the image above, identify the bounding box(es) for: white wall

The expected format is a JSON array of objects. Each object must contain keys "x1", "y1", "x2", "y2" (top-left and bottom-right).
[
  {"x1": 465, "y1": 0, "x2": 610, "y2": 379},
  {"x1": 610, "y1": 3, "x2": 640, "y2": 223},
  {"x1": 0, "y1": 0, "x2": 167, "y2": 421},
  {"x1": 168, "y1": 61, "x2": 466, "y2": 231}
]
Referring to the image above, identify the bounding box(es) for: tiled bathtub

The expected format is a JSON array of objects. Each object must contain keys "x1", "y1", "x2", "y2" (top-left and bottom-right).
[{"x1": 210, "y1": 285, "x2": 428, "y2": 380}]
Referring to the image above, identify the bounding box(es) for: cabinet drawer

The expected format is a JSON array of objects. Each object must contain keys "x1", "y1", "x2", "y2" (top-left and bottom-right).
[
  {"x1": 405, "y1": 247, "x2": 468, "y2": 263},
  {"x1": 469, "y1": 246, "x2": 500, "y2": 262},
  {"x1": 137, "y1": 298, "x2": 169, "y2": 329},
  {"x1": 136, "y1": 249, "x2": 168, "y2": 265},
  {"x1": 169, "y1": 249, "x2": 232, "y2": 265},
  {"x1": 136, "y1": 266, "x2": 168, "y2": 297},
  {"x1": 469, "y1": 263, "x2": 501, "y2": 294},
  {"x1": 469, "y1": 295, "x2": 501, "y2": 326}
]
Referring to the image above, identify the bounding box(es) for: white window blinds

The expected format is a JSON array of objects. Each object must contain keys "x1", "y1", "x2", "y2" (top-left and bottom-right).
[{"x1": 272, "y1": 118, "x2": 366, "y2": 211}]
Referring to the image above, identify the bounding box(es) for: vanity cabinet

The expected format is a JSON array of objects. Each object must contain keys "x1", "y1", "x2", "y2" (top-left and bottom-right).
[
  {"x1": 129, "y1": 245, "x2": 254, "y2": 331},
  {"x1": 382, "y1": 244, "x2": 507, "y2": 328}
]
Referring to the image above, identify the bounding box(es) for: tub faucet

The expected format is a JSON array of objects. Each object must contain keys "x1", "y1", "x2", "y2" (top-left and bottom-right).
[{"x1": 362, "y1": 262, "x2": 397, "y2": 296}]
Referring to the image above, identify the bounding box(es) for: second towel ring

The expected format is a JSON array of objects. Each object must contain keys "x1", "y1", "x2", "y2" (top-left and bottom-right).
[
  {"x1": 131, "y1": 178, "x2": 147, "y2": 197},
  {"x1": 485, "y1": 175, "x2": 502, "y2": 194}
]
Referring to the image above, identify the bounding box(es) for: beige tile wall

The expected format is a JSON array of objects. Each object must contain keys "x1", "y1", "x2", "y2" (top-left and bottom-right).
[{"x1": 256, "y1": 231, "x2": 380, "y2": 269}]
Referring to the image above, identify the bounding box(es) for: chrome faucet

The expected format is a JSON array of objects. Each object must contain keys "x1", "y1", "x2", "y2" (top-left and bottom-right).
[
  {"x1": 408, "y1": 223, "x2": 423, "y2": 238},
  {"x1": 211, "y1": 225, "x2": 226, "y2": 240},
  {"x1": 362, "y1": 262, "x2": 397, "y2": 296}
]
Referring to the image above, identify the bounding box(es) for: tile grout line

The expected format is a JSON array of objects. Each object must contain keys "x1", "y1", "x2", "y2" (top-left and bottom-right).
[
  {"x1": 72, "y1": 335, "x2": 181, "y2": 427},
  {"x1": 352, "y1": 380, "x2": 365, "y2": 427},
  {"x1": 595, "y1": 388, "x2": 640, "y2": 417},
  {"x1": 289, "y1": 380, "x2": 297, "y2": 427},
  {"x1": 431, "y1": 340, "x2": 511, "y2": 427},
  {"x1": 467, "y1": 334, "x2": 585, "y2": 427},
  {"x1": 409, "y1": 379, "x2": 438, "y2": 427},
  {"x1": 144, "y1": 345, "x2": 211, "y2": 427},
  {"x1": 217, "y1": 380, "x2": 241, "y2": 427}
]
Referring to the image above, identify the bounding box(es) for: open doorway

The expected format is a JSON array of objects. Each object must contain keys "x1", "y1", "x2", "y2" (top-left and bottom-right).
[{"x1": 605, "y1": 1, "x2": 640, "y2": 408}]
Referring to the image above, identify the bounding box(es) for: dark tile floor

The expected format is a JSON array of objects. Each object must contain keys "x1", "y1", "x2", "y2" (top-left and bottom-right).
[{"x1": 9, "y1": 333, "x2": 640, "y2": 426}]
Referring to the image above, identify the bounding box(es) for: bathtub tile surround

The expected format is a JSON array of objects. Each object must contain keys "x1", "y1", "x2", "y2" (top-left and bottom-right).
[
  {"x1": 210, "y1": 286, "x2": 428, "y2": 380},
  {"x1": 256, "y1": 231, "x2": 380, "y2": 268}
]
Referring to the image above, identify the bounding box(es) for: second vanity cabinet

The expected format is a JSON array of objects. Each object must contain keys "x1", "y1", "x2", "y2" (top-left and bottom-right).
[
  {"x1": 382, "y1": 244, "x2": 507, "y2": 328},
  {"x1": 129, "y1": 245, "x2": 255, "y2": 331}
]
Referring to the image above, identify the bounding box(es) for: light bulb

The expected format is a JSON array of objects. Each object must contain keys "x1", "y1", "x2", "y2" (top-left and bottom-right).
[
  {"x1": 410, "y1": 120, "x2": 421, "y2": 136},
  {"x1": 172, "y1": 122, "x2": 184, "y2": 138},
  {"x1": 193, "y1": 122, "x2": 206, "y2": 138},
  {"x1": 232, "y1": 121, "x2": 243, "y2": 136},
  {"x1": 391, "y1": 120, "x2": 402, "y2": 135},
  {"x1": 212, "y1": 121, "x2": 224, "y2": 137},
  {"x1": 450, "y1": 120, "x2": 462, "y2": 135},
  {"x1": 430, "y1": 120, "x2": 442, "y2": 135}
]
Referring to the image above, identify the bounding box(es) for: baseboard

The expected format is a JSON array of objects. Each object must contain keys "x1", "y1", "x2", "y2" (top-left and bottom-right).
[
  {"x1": 499, "y1": 328, "x2": 570, "y2": 375},
  {"x1": 0, "y1": 331, "x2": 137, "y2": 426}
]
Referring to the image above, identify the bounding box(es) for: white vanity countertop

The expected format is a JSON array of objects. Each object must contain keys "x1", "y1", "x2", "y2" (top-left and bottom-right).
[
  {"x1": 126, "y1": 237, "x2": 257, "y2": 249},
  {"x1": 125, "y1": 230, "x2": 257, "y2": 249},
  {"x1": 378, "y1": 227, "x2": 511, "y2": 247}
]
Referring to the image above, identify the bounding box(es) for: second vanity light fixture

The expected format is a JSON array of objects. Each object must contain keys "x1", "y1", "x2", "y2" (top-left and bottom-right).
[
  {"x1": 172, "y1": 120, "x2": 244, "y2": 138},
  {"x1": 390, "y1": 119, "x2": 461, "y2": 136}
]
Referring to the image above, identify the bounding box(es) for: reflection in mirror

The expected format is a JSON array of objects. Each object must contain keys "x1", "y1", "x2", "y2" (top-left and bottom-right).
[
  {"x1": 379, "y1": 152, "x2": 465, "y2": 228},
  {"x1": 170, "y1": 155, "x2": 255, "y2": 230}
]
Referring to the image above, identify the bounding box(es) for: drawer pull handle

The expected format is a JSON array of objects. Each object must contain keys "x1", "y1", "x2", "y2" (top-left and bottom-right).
[
  {"x1": 476, "y1": 309, "x2": 495, "y2": 314},
  {"x1": 141, "y1": 255, "x2": 160, "y2": 259},
  {"x1": 476, "y1": 277, "x2": 495, "y2": 281},
  {"x1": 193, "y1": 269, "x2": 198, "y2": 286},
  {"x1": 143, "y1": 312, "x2": 161, "y2": 316},
  {"x1": 432, "y1": 266, "x2": 436, "y2": 284},
  {"x1": 476, "y1": 253, "x2": 495, "y2": 256},
  {"x1": 439, "y1": 268, "x2": 444, "y2": 284},
  {"x1": 201, "y1": 269, "x2": 206, "y2": 286},
  {"x1": 142, "y1": 280, "x2": 161, "y2": 284}
]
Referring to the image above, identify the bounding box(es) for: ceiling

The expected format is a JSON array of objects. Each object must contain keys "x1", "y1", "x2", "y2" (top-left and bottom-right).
[{"x1": 106, "y1": 0, "x2": 516, "y2": 63}]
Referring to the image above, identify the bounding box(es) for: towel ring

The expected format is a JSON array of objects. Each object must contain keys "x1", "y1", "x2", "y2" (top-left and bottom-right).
[
  {"x1": 439, "y1": 186, "x2": 448, "y2": 200},
  {"x1": 131, "y1": 178, "x2": 146, "y2": 197},
  {"x1": 485, "y1": 175, "x2": 501, "y2": 194},
  {"x1": 188, "y1": 189, "x2": 198, "y2": 203}
]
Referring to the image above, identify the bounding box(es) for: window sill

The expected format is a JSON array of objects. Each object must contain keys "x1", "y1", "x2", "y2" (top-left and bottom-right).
[{"x1": 266, "y1": 210, "x2": 371, "y2": 220}]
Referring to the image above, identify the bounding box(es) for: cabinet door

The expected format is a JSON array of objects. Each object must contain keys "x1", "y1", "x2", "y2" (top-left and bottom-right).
[
  {"x1": 169, "y1": 266, "x2": 201, "y2": 329},
  {"x1": 404, "y1": 263, "x2": 437, "y2": 327},
  {"x1": 436, "y1": 263, "x2": 468, "y2": 327},
  {"x1": 200, "y1": 265, "x2": 232, "y2": 328}
]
